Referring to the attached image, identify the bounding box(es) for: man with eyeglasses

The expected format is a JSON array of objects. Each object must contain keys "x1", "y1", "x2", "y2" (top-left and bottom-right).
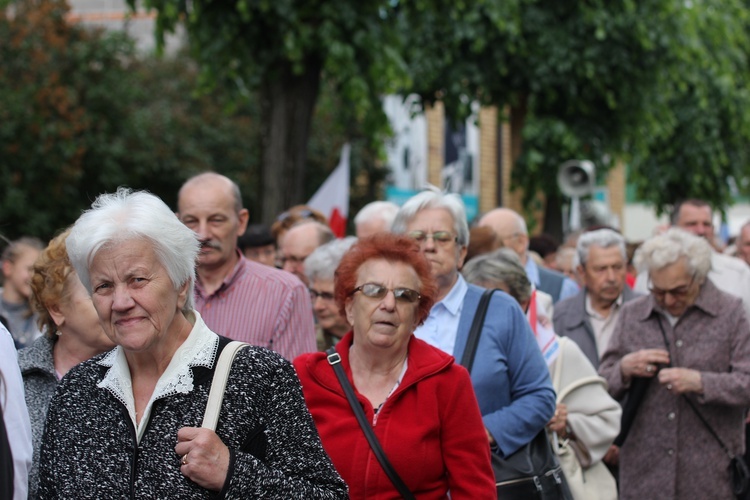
[
  {"x1": 392, "y1": 191, "x2": 556, "y2": 489},
  {"x1": 478, "y1": 207, "x2": 579, "y2": 303},
  {"x1": 279, "y1": 220, "x2": 335, "y2": 286},
  {"x1": 177, "y1": 172, "x2": 316, "y2": 361},
  {"x1": 633, "y1": 199, "x2": 750, "y2": 320}
]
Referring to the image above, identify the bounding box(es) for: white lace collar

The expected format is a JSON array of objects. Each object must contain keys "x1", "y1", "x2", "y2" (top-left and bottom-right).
[{"x1": 97, "y1": 310, "x2": 219, "y2": 442}]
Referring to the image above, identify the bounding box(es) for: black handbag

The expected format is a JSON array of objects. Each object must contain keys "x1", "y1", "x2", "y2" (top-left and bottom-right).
[{"x1": 460, "y1": 289, "x2": 573, "y2": 499}]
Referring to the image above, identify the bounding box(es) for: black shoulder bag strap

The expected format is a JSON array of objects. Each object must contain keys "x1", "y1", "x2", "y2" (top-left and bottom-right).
[
  {"x1": 326, "y1": 348, "x2": 416, "y2": 500},
  {"x1": 613, "y1": 312, "x2": 659, "y2": 447},
  {"x1": 460, "y1": 288, "x2": 497, "y2": 371},
  {"x1": 613, "y1": 377, "x2": 652, "y2": 447},
  {"x1": 654, "y1": 315, "x2": 749, "y2": 496},
  {"x1": 654, "y1": 316, "x2": 735, "y2": 458}
]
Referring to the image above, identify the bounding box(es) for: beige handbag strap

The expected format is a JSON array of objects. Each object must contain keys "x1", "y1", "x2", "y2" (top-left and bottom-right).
[{"x1": 202, "y1": 341, "x2": 248, "y2": 431}]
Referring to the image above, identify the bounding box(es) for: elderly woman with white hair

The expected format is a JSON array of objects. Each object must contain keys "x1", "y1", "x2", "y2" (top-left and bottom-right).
[
  {"x1": 304, "y1": 237, "x2": 356, "y2": 350},
  {"x1": 37, "y1": 188, "x2": 347, "y2": 499},
  {"x1": 599, "y1": 228, "x2": 750, "y2": 500}
]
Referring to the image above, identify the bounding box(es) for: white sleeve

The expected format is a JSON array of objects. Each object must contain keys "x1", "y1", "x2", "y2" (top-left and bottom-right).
[{"x1": 0, "y1": 325, "x2": 32, "y2": 500}]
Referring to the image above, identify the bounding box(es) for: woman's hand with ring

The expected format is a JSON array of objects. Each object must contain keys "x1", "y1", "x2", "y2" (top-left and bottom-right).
[
  {"x1": 175, "y1": 427, "x2": 230, "y2": 491},
  {"x1": 658, "y1": 367, "x2": 703, "y2": 395},
  {"x1": 620, "y1": 349, "x2": 670, "y2": 382}
]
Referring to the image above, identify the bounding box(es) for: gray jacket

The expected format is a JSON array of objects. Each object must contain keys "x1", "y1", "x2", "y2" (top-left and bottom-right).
[
  {"x1": 17, "y1": 336, "x2": 58, "y2": 499},
  {"x1": 553, "y1": 287, "x2": 640, "y2": 368}
]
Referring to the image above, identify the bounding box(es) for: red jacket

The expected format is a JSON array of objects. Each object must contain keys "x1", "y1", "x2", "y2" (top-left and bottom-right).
[{"x1": 294, "y1": 333, "x2": 496, "y2": 499}]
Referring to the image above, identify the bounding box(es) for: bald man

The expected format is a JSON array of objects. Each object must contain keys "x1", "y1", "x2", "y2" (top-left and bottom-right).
[
  {"x1": 736, "y1": 221, "x2": 750, "y2": 267},
  {"x1": 478, "y1": 208, "x2": 578, "y2": 303},
  {"x1": 353, "y1": 201, "x2": 400, "y2": 239},
  {"x1": 279, "y1": 220, "x2": 335, "y2": 286},
  {"x1": 177, "y1": 172, "x2": 316, "y2": 360}
]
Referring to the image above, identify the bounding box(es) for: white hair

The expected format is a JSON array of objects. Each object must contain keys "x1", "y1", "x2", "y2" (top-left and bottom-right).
[
  {"x1": 304, "y1": 237, "x2": 357, "y2": 283},
  {"x1": 575, "y1": 229, "x2": 626, "y2": 268},
  {"x1": 391, "y1": 191, "x2": 470, "y2": 246},
  {"x1": 353, "y1": 201, "x2": 400, "y2": 229},
  {"x1": 462, "y1": 248, "x2": 532, "y2": 304},
  {"x1": 634, "y1": 228, "x2": 712, "y2": 280},
  {"x1": 66, "y1": 187, "x2": 200, "y2": 311}
]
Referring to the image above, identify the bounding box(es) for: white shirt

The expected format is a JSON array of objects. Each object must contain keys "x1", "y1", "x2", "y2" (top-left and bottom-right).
[
  {"x1": 584, "y1": 293, "x2": 624, "y2": 357},
  {"x1": 413, "y1": 276, "x2": 468, "y2": 355},
  {"x1": 0, "y1": 325, "x2": 32, "y2": 500},
  {"x1": 97, "y1": 311, "x2": 219, "y2": 443}
]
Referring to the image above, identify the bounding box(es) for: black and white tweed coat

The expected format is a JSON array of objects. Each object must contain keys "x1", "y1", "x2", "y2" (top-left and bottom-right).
[{"x1": 37, "y1": 333, "x2": 347, "y2": 499}]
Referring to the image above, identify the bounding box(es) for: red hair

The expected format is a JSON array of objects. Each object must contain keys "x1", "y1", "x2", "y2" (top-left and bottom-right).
[{"x1": 334, "y1": 233, "x2": 437, "y2": 325}]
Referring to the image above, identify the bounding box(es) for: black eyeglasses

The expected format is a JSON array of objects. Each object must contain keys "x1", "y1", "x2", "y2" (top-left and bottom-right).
[
  {"x1": 407, "y1": 230, "x2": 457, "y2": 245},
  {"x1": 351, "y1": 283, "x2": 421, "y2": 303},
  {"x1": 309, "y1": 289, "x2": 335, "y2": 302},
  {"x1": 648, "y1": 274, "x2": 696, "y2": 300}
]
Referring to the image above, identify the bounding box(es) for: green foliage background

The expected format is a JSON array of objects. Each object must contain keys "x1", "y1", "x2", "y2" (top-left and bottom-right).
[
  {"x1": 3, "y1": 0, "x2": 750, "y2": 240},
  {"x1": 0, "y1": 0, "x2": 388, "y2": 240}
]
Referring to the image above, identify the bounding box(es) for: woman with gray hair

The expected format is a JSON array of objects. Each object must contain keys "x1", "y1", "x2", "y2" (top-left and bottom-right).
[
  {"x1": 599, "y1": 228, "x2": 750, "y2": 500},
  {"x1": 463, "y1": 249, "x2": 621, "y2": 500},
  {"x1": 304, "y1": 237, "x2": 356, "y2": 350},
  {"x1": 38, "y1": 188, "x2": 347, "y2": 499}
]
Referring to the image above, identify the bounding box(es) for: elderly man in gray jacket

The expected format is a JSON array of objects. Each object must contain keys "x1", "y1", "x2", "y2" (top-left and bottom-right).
[{"x1": 553, "y1": 229, "x2": 640, "y2": 368}]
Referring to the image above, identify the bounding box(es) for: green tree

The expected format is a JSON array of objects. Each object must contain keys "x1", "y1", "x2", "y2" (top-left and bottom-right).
[
  {"x1": 401, "y1": 0, "x2": 750, "y2": 232},
  {"x1": 401, "y1": 1, "x2": 688, "y2": 232},
  {"x1": 0, "y1": 0, "x2": 140, "y2": 238},
  {"x1": 0, "y1": 0, "x2": 261, "y2": 239},
  {"x1": 627, "y1": 1, "x2": 750, "y2": 218},
  {"x1": 136, "y1": 0, "x2": 405, "y2": 224}
]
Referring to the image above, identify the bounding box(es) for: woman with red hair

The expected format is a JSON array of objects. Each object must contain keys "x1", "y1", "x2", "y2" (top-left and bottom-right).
[{"x1": 294, "y1": 233, "x2": 496, "y2": 499}]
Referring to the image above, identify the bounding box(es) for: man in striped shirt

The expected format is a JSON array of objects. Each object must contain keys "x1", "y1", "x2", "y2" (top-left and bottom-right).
[{"x1": 177, "y1": 172, "x2": 316, "y2": 360}]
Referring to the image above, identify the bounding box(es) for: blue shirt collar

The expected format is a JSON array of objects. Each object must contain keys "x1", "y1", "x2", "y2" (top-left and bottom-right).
[{"x1": 439, "y1": 274, "x2": 468, "y2": 315}]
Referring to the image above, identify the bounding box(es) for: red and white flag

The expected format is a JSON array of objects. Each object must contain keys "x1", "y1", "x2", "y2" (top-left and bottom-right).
[{"x1": 307, "y1": 144, "x2": 350, "y2": 238}]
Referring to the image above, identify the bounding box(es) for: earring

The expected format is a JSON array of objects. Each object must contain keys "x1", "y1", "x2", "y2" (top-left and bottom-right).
[{"x1": 55, "y1": 330, "x2": 62, "y2": 336}]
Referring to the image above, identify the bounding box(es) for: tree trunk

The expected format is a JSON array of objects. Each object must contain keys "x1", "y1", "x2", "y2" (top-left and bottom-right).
[
  {"x1": 509, "y1": 100, "x2": 526, "y2": 167},
  {"x1": 259, "y1": 60, "x2": 322, "y2": 225},
  {"x1": 543, "y1": 191, "x2": 564, "y2": 242},
  {"x1": 510, "y1": 98, "x2": 564, "y2": 241}
]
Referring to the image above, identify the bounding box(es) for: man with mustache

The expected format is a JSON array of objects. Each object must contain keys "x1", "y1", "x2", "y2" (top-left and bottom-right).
[
  {"x1": 554, "y1": 228, "x2": 640, "y2": 368},
  {"x1": 177, "y1": 172, "x2": 316, "y2": 360}
]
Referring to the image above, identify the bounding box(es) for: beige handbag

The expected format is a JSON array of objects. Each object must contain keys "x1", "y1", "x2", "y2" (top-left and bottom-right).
[
  {"x1": 202, "y1": 341, "x2": 248, "y2": 431},
  {"x1": 551, "y1": 338, "x2": 618, "y2": 500}
]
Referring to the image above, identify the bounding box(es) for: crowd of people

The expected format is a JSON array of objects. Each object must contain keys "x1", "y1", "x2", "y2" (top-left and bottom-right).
[{"x1": 0, "y1": 173, "x2": 748, "y2": 499}]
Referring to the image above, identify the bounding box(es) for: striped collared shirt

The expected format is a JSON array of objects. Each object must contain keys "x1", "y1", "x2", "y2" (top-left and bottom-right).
[{"x1": 194, "y1": 253, "x2": 316, "y2": 361}]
